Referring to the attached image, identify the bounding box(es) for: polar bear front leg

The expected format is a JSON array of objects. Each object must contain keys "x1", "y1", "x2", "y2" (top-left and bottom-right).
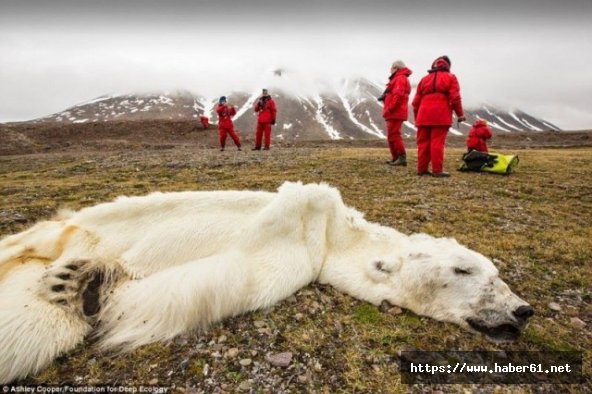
[{"x1": 96, "y1": 251, "x2": 254, "y2": 351}]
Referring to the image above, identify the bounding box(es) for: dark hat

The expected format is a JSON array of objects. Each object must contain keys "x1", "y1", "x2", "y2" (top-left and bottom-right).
[
  {"x1": 219, "y1": 96, "x2": 227, "y2": 103},
  {"x1": 262, "y1": 88, "x2": 268, "y2": 94},
  {"x1": 440, "y1": 55, "x2": 451, "y2": 66}
]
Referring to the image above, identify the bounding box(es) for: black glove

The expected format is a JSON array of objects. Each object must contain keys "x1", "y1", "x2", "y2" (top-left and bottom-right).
[
  {"x1": 377, "y1": 94, "x2": 385, "y2": 102},
  {"x1": 272, "y1": 119, "x2": 276, "y2": 125}
]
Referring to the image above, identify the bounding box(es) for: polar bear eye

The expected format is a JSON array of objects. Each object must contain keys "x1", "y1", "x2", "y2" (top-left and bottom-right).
[
  {"x1": 454, "y1": 267, "x2": 472, "y2": 275},
  {"x1": 374, "y1": 260, "x2": 391, "y2": 273}
]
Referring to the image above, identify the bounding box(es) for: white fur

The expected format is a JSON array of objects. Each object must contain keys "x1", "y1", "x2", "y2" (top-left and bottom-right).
[{"x1": 0, "y1": 182, "x2": 531, "y2": 383}]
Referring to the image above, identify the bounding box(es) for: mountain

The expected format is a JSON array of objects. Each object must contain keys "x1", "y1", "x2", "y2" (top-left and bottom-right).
[{"x1": 29, "y1": 79, "x2": 560, "y2": 141}]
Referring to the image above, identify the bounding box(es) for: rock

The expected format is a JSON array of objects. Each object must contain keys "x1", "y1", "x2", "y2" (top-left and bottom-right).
[
  {"x1": 148, "y1": 378, "x2": 159, "y2": 385},
  {"x1": 548, "y1": 302, "x2": 562, "y2": 312},
  {"x1": 217, "y1": 335, "x2": 227, "y2": 343},
  {"x1": 239, "y1": 358, "x2": 252, "y2": 366},
  {"x1": 294, "y1": 313, "x2": 304, "y2": 321},
  {"x1": 238, "y1": 381, "x2": 251, "y2": 391},
  {"x1": 12, "y1": 213, "x2": 28, "y2": 223},
  {"x1": 313, "y1": 361, "x2": 322, "y2": 372},
  {"x1": 225, "y1": 347, "x2": 240, "y2": 359},
  {"x1": 570, "y1": 317, "x2": 586, "y2": 329},
  {"x1": 387, "y1": 306, "x2": 403, "y2": 315},
  {"x1": 379, "y1": 300, "x2": 391, "y2": 313},
  {"x1": 254, "y1": 320, "x2": 266, "y2": 328},
  {"x1": 297, "y1": 373, "x2": 310, "y2": 384},
  {"x1": 257, "y1": 327, "x2": 273, "y2": 336},
  {"x1": 178, "y1": 359, "x2": 189, "y2": 370},
  {"x1": 266, "y1": 351, "x2": 293, "y2": 367}
]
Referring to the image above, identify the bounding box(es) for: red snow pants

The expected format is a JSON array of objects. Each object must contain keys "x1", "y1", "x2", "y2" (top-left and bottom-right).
[
  {"x1": 416, "y1": 126, "x2": 449, "y2": 173},
  {"x1": 219, "y1": 125, "x2": 241, "y2": 148},
  {"x1": 255, "y1": 122, "x2": 272, "y2": 148},
  {"x1": 386, "y1": 119, "x2": 406, "y2": 160}
]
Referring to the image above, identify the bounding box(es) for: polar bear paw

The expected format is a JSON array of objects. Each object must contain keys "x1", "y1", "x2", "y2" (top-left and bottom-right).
[{"x1": 40, "y1": 259, "x2": 91, "y2": 311}]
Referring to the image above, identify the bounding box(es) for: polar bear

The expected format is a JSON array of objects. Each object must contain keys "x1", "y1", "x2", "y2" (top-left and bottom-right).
[{"x1": 0, "y1": 182, "x2": 533, "y2": 383}]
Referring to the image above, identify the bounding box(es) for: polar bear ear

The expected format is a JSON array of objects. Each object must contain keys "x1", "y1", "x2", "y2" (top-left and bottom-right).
[{"x1": 366, "y1": 260, "x2": 399, "y2": 283}]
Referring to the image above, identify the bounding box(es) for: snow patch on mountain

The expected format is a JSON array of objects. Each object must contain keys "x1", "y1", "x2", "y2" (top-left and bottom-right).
[
  {"x1": 338, "y1": 84, "x2": 385, "y2": 139},
  {"x1": 314, "y1": 96, "x2": 342, "y2": 140},
  {"x1": 495, "y1": 115, "x2": 523, "y2": 131},
  {"x1": 520, "y1": 118, "x2": 543, "y2": 131}
]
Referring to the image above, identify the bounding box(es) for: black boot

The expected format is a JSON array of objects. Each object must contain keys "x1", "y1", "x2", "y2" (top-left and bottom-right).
[{"x1": 391, "y1": 155, "x2": 407, "y2": 166}]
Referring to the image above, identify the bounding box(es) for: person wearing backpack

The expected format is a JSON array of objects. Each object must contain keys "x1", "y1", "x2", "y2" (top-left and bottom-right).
[
  {"x1": 466, "y1": 119, "x2": 492, "y2": 152},
  {"x1": 412, "y1": 55, "x2": 465, "y2": 177},
  {"x1": 216, "y1": 96, "x2": 241, "y2": 151},
  {"x1": 380, "y1": 60, "x2": 412, "y2": 166},
  {"x1": 252, "y1": 89, "x2": 277, "y2": 151}
]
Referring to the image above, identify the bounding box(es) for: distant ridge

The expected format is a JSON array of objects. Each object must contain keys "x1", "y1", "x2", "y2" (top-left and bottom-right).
[{"x1": 28, "y1": 80, "x2": 560, "y2": 141}]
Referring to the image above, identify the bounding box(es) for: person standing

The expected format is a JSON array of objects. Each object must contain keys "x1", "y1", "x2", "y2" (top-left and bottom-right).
[
  {"x1": 466, "y1": 119, "x2": 492, "y2": 152},
  {"x1": 216, "y1": 96, "x2": 241, "y2": 151},
  {"x1": 252, "y1": 89, "x2": 277, "y2": 151},
  {"x1": 381, "y1": 60, "x2": 412, "y2": 166},
  {"x1": 412, "y1": 55, "x2": 466, "y2": 177}
]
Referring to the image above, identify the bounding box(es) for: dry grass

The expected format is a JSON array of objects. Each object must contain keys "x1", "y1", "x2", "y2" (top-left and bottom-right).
[{"x1": 1, "y1": 145, "x2": 591, "y2": 393}]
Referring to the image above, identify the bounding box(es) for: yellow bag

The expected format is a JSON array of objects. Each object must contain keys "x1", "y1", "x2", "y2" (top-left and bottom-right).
[{"x1": 459, "y1": 150, "x2": 519, "y2": 175}]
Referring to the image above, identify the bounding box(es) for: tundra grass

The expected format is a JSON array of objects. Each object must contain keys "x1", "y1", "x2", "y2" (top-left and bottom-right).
[{"x1": 0, "y1": 146, "x2": 590, "y2": 393}]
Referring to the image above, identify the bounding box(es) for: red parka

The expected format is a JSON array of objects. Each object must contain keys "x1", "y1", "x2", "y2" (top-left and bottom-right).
[
  {"x1": 466, "y1": 119, "x2": 492, "y2": 152},
  {"x1": 216, "y1": 103, "x2": 236, "y2": 128},
  {"x1": 383, "y1": 67, "x2": 412, "y2": 121},
  {"x1": 254, "y1": 96, "x2": 277, "y2": 124},
  {"x1": 412, "y1": 58, "x2": 464, "y2": 126}
]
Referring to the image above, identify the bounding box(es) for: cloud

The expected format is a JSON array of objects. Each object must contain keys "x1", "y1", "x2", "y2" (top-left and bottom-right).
[{"x1": 0, "y1": 0, "x2": 591, "y2": 129}]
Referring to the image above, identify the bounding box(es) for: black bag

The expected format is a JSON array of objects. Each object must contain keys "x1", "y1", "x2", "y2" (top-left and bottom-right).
[{"x1": 459, "y1": 150, "x2": 497, "y2": 171}]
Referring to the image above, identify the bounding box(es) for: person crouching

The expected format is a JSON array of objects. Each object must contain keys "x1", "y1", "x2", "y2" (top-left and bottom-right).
[
  {"x1": 216, "y1": 96, "x2": 241, "y2": 151},
  {"x1": 466, "y1": 119, "x2": 492, "y2": 153}
]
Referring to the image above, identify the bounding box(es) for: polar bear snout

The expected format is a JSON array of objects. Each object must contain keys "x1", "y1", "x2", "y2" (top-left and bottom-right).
[
  {"x1": 513, "y1": 305, "x2": 535, "y2": 322},
  {"x1": 465, "y1": 302, "x2": 534, "y2": 343}
]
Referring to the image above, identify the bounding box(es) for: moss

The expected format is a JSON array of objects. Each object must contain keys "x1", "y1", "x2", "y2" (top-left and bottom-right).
[{"x1": 353, "y1": 304, "x2": 383, "y2": 325}]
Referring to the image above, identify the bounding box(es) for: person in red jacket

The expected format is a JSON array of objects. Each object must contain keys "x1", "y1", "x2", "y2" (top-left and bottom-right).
[
  {"x1": 252, "y1": 89, "x2": 277, "y2": 150},
  {"x1": 199, "y1": 115, "x2": 209, "y2": 129},
  {"x1": 412, "y1": 55, "x2": 466, "y2": 177},
  {"x1": 381, "y1": 60, "x2": 412, "y2": 166},
  {"x1": 466, "y1": 119, "x2": 492, "y2": 152},
  {"x1": 216, "y1": 96, "x2": 241, "y2": 151}
]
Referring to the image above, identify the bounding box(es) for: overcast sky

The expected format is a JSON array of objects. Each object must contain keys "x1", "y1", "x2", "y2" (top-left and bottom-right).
[{"x1": 1, "y1": 0, "x2": 591, "y2": 129}]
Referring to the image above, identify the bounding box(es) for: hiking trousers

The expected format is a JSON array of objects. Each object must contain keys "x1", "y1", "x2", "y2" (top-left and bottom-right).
[
  {"x1": 386, "y1": 119, "x2": 406, "y2": 160},
  {"x1": 219, "y1": 125, "x2": 241, "y2": 149},
  {"x1": 255, "y1": 122, "x2": 272, "y2": 149},
  {"x1": 416, "y1": 126, "x2": 449, "y2": 173}
]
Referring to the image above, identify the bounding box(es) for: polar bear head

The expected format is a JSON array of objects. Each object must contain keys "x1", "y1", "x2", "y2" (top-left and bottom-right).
[{"x1": 364, "y1": 233, "x2": 534, "y2": 342}]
